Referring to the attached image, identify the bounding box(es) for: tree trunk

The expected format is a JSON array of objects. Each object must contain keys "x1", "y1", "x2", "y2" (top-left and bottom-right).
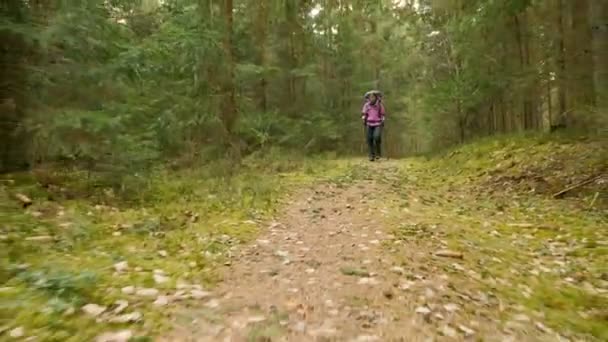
[
  {"x1": 254, "y1": 1, "x2": 268, "y2": 112},
  {"x1": 220, "y1": 0, "x2": 239, "y2": 157},
  {"x1": 591, "y1": 0, "x2": 608, "y2": 108},
  {"x1": 0, "y1": 0, "x2": 29, "y2": 173},
  {"x1": 569, "y1": 0, "x2": 595, "y2": 112},
  {"x1": 555, "y1": 0, "x2": 568, "y2": 126}
]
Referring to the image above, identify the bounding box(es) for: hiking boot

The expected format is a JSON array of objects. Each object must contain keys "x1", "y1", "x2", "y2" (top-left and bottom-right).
[{"x1": 369, "y1": 156, "x2": 375, "y2": 161}]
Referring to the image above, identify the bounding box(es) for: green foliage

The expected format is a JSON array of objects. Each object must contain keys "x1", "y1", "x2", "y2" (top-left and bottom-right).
[{"x1": 15, "y1": 269, "x2": 97, "y2": 303}]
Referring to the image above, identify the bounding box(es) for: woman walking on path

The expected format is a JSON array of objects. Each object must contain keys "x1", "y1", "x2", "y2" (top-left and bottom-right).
[{"x1": 362, "y1": 91, "x2": 386, "y2": 161}]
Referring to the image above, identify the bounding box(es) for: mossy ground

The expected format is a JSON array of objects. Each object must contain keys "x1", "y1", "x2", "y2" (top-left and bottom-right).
[
  {"x1": 1, "y1": 134, "x2": 606, "y2": 340},
  {"x1": 383, "y1": 133, "x2": 607, "y2": 340},
  {"x1": 0, "y1": 154, "x2": 354, "y2": 341}
]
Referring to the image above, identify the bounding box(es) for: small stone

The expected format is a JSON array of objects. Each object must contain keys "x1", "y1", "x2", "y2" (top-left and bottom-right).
[
  {"x1": 121, "y1": 286, "x2": 135, "y2": 295},
  {"x1": 112, "y1": 232, "x2": 121, "y2": 236},
  {"x1": 154, "y1": 296, "x2": 170, "y2": 306},
  {"x1": 158, "y1": 250, "x2": 168, "y2": 257},
  {"x1": 82, "y1": 304, "x2": 107, "y2": 317},
  {"x1": 95, "y1": 330, "x2": 133, "y2": 342},
  {"x1": 134, "y1": 267, "x2": 143, "y2": 272},
  {"x1": 109, "y1": 312, "x2": 142, "y2": 324},
  {"x1": 113, "y1": 261, "x2": 129, "y2": 273},
  {"x1": 188, "y1": 261, "x2": 197, "y2": 268},
  {"x1": 9, "y1": 327, "x2": 24, "y2": 338},
  {"x1": 135, "y1": 288, "x2": 159, "y2": 297},
  {"x1": 305, "y1": 268, "x2": 315, "y2": 274}
]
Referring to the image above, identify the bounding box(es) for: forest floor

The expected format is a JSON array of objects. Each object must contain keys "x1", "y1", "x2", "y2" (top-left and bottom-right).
[{"x1": 1, "y1": 135, "x2": 606, "y2": 341}]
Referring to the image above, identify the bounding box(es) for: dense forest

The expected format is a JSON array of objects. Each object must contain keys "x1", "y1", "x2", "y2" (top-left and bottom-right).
[
  {"x1": 1, "y1": 1, "x2": 607, "y2": 341},
  {"x1": 2, "y1": 0, "x2": 606, "y2": 174}
]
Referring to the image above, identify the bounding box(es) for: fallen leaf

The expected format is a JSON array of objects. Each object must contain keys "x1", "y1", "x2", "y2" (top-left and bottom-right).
[
  {"x1": 390, "y1": 266, "x2": 405, "y2": 275},
  {"x1": 340, "y1": 267, "x2": 370, "y2": 277},
  {"x1": 191, "y1": 290, "x2": 212, "y2": 299},
  {"x1": 121, "y1": 286, "x2": 135, "y2": 295},
  {"x1": 458, "y1": 324, "x2": 475, "y2": 336},
  {"x1": 95, "y1": 330, "x2": 133, "y2": 342},
  {"x1": 357, "y1": 277, "x2": 379, "y2": 285},
  {"x1": 82, "y1": 304, "x2": 107, "y2": 317},
  {"x1": 444, "y1": 303, "x2": 459, "y2": 312},
  {"x1": 153, "y1": 274, "x2": 170, "y2": 284},
  {"x1": 15, "y1": 193, "x2": 32, "y2": 208},
  {"x1": 135, "y1": 288, "x2": 159, "y2": 297},
  {"x1": 113, "y1": 300, "x2": 129, "y2": 314},
  {"x1": 9, "y1": 327, "x2": 24, "y2": 338},
  {"x1": 113, "y1": 261, "x2": 129, "y2": 273},
  {"x1": 415, "y1": 306, "x2": 431, "y2": 315},
  {"x1": 109, "y1": 312, "x2": 142, "y2": 324},
  {"x1": 153, "y1": 296, "x2": 170, "y2": 306},
  {"x1": 25, "y1": 235, "x2": 53, "y2": 242},
  {"x1": 205, "y1": 299, "x2": 220, "y2": 308},
  {"x1": 247, "y1": 316, "x2": 266, "y2": 324},
  {"x1": 440, "y1": 325, "x2": 457, "y2": 338}
]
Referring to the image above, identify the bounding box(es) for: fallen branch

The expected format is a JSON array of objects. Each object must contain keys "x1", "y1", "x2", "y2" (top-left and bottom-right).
[
  {"x1": 434, "y1": 250, "x2": 464, "y2": 259},
  {"x1": 553, "y1": 175, "x2": 603, "y2": 199}
]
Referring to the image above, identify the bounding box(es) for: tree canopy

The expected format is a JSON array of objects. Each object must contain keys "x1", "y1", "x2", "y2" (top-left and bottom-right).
[{"x1": 1, "y1": 0, "x2": 606, "y2": 173}]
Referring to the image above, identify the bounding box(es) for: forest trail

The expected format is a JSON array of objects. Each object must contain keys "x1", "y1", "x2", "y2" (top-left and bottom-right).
[{"x1": 161, "y1": 161, "x2": 557, "y2": 342}]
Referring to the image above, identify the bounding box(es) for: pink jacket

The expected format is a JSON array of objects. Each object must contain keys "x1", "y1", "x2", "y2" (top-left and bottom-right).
[{"x1": 362, "y1": 101, "x2": 385, "y2": 127}]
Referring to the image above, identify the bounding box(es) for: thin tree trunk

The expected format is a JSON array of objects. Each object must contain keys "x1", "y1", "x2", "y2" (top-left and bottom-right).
[{"x1": 220, "y1": 0, "x2": 239, "y2": 158}]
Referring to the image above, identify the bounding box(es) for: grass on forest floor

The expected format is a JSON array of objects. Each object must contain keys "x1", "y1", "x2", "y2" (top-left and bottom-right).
[
  {"x1": 384, "y1": 134, "x2": 607, "y2": 341},
  {"x1": 0, "y1": 154, "x2": 356, "y2": 341},
  {"x1": 1, "y1": 133, "x2": 605, "y2": 340}
]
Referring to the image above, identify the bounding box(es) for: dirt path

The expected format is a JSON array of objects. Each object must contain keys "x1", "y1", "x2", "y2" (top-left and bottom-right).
[{"x1": 162, "y1": 162, "x2": 558, "y2": 342}]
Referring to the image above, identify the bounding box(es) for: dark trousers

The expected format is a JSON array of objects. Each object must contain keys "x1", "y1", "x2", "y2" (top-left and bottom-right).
[{"x1": 366, "y1": 125, "x2": 382, "y2": 158}]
